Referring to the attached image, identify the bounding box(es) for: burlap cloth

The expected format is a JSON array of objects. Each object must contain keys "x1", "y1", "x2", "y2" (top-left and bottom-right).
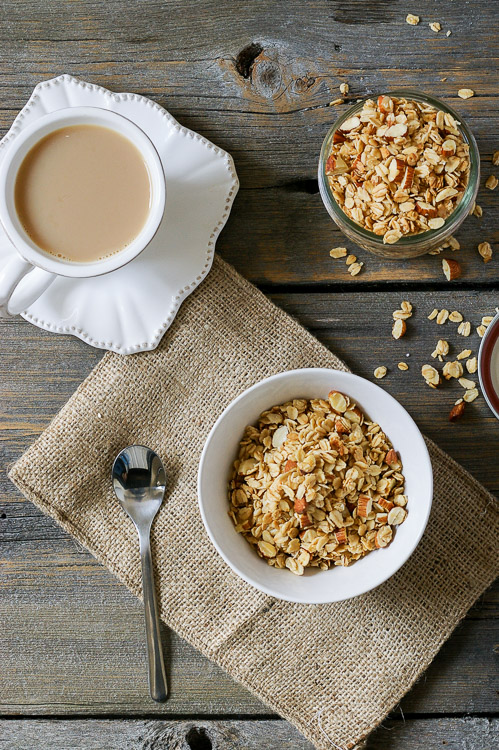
[{"x1": 9, "y1": 255, "x2": 498, "y2": 750}]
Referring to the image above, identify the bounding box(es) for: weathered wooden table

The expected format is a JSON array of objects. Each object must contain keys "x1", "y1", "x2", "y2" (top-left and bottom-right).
[{"x1": 1, "y1": 1, "x2": 497, "y2": 748}]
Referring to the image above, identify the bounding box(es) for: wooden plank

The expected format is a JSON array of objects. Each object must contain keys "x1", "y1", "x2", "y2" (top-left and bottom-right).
[
  {"x1": 1, "y1": 289, "x2": 497, "y2": 717},
  {"x1": 270, "y1": 290, "x2": 499, "y2": 492},
  {"x1": 0, "y1": 718, "x2": 497, "y2": 750},
  {"x1": 0, "y1": 534, "x2": 496, "y2": 716},
  {"x1": 0, "y1": 0, "x2": 496, "y2": 285},
  {"x1": 3, "y1": 290, "x2": 498, "y2": 494}
]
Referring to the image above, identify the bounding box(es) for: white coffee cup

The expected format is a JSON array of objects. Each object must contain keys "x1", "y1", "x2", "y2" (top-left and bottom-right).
[{"x1": 0, "y1": 106, "x2": 166, "y2": 317}]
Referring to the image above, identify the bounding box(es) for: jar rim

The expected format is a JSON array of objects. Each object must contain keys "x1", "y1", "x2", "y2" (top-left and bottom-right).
[{"x1": 318, "y1": 89, "x2": 480, "y2": 247}]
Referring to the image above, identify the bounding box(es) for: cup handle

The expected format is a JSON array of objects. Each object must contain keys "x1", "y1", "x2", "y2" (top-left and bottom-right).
[{"x1": 0, "y1": 255, "x2": 56, "y2": 317}]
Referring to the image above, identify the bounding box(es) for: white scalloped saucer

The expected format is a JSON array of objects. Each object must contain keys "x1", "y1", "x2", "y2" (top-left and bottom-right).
[{"x1": 0, "y1": 75, "x2": 239, "y2": 353}]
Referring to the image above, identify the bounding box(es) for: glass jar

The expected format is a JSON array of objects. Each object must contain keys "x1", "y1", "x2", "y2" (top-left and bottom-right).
[{"x1": 318, "y1": 90, "x2": 480, "y2": 259}]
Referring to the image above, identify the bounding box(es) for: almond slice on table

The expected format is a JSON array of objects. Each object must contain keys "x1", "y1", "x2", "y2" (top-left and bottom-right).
[
  {"x1": 442, "y1": 258, "x2": 462, "y2": 281},
  {"x1": 449, "y1": 401, "x2": 465, "y2": 421}
]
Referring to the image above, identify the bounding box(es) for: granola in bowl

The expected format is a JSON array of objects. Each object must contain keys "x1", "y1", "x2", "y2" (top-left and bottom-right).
[
  {"x1": 228, "y1": 390, "x2": 407, "y2": 576},
  {"x1": 318, "y1": 90, "x2": 479, "y2": 258}
]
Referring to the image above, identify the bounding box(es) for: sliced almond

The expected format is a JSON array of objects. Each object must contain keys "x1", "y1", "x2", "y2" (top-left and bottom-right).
[
  {"x1": 340, "y1": 116, "x2": 361, "y2": 132},
  {"x1": 442, "y1": 258, "x2": 462, "y2": 281},
  {"x1": 272, "y1": 425, "x2": 288, "y2": 449},
  {"x1": 377, "y1": 95, "x2": 393, "y2": 113},
  {"x1": 332, "y1": 130, "x2": 347, "y2": 145},
  {"x1": 384, "y1": 123, "x2": 408, "y2": 139},
  {"x1": 449, "y1": 402, "x2": 465, "y2": 421},
  {"x1": 328, "y1": 390, "x2": 348, "y2": 413},
  {"x1": 441, "y1": 139, "x2": 457, "y2": 157},
  {"x1": 325, "y1": 154, "x2": 349, "y2": 175}
]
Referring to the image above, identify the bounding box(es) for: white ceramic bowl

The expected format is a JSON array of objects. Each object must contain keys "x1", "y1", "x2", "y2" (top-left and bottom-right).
[{"x1": 198, "y1": 368, "x2": 433, "y2": 604}]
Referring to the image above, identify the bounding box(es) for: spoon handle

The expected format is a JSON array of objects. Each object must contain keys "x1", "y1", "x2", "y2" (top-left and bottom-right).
[{"x1": 139, "y1": 532, "x2": 168, "y2": 701}]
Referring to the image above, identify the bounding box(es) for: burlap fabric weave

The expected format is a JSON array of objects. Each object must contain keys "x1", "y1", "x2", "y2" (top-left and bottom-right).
[{"x1": 10, "y1": 255, "x2": 498, "y2": 750}]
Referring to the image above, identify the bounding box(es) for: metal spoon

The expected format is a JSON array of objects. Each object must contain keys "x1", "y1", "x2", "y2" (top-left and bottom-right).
[{"x1": 112, "y1": 445, "x2": 168, "y2": 701}]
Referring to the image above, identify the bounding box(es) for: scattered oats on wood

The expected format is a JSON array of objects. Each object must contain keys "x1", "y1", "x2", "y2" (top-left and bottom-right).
[
  {"x1": 422, "y1": 364, "x2": 440, "y2": 386},
  {"x1": 392, "y1": 318, "x2": 407, "y2": 339},
  {"x1": 447, "y1": 236, "x2": 460, "y2": 251},
  {"x1": 485, "y1": 175, "x2": 498, "y2": 190},
  {"x1": 428, "y1": 308, "x2": 439, "y2": 320},
  {"x1": 446, "y1": 30, "x2": 451, "y2": 37},
  {"x1": 330, "y1": 246, "x2": 348, "y2": 258},
  {"x1": 348, "y1": 261, "x2": 363, "y2": 276},
  {"x1": 463, "y1": 388, "x2": 479, "y2": 403},
  {"x1": 330, "y1": 98, "x2": 344, "y2": 106},
  {"x1": 374, "y1": 366, "x2": 387, "y2": 379},
  {"x1": 457, "y1": 348, "x2": 471, "y2": 360},
  {"x1": 472, "y1": 203, "x2": 483, "y2": 217},
  {"x1": 406, "y1": 13, "x2": 420, "y2": 25},
  {"x1": 340, "y1": 83, "x2": 349, "y2": 95},
  {"x1": 429, "y1": 22, "x2": 441, "y2": 32},
  {"x1": 466, "y1": 357, "x2": 477, "y2": 373},
  {"x1": 482, "y1": 316, "x2": 494, "y2": 327},
  {"x1": 476, "y1": 324, "x2": 486, "y2": 337},
  {"x1": 228, "y1": 392, "x2": 407, "y2": 574},
  {"x1": 346, "y1": 254, "x2": 357, "y2": 265},
  {"x1": 478, "y1": 242, "x2": 493, "y2": 263},
  {"x1": 392, "y1": 310, "x2": 410, "y2": 320},
  {"x1": 436, "y1": 309, "x2": 449, "y2": 325},
  {"x1": 431, "y1": 339, "x2": 449, "y2": 358},
  {"x1": 493, "y1": 150, "x2": 499, "y2": 166},
  {"x1": 398, "y1": 362, "x2": 409, "y2": 370},
  {"x1": 449, "y1": 310, "x2": 463, "y2": 323},
  {"x1": 457, "y1": 320, "x2": 471, "y2": 336},
  {"x1": 459, "y1": 377, "x2": 476, "y2": 390},
  {"x1": 443, "y1": 360, "x2": 463, "y2": 379},
  {"x1": 458, "y1": 88, "x2": 475, "y2": 99},
  {"x1": 325, "y1": 95, "x2": 470, "y2": 245}
]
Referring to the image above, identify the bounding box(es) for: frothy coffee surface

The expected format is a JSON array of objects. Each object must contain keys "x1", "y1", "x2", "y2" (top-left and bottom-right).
[{"x1": 15, "y1": 125, "x2": 151, "y2": 262}]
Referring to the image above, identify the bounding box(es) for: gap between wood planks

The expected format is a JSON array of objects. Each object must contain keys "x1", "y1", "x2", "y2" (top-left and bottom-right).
[
  {"x1": 262, "y1": 281, "x2": 499, "y2": 294},
  {"x1": 1, "y1": 711, "x2": 498, "y2": 721}
]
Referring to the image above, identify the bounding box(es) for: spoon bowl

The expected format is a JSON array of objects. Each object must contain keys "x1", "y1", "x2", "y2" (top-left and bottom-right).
[
  {"x1": 112, "y1": 445, "x2": 166, "y2": 526},
  {"x1": 112, "y1": 444, "x2": 168, "y2": 701}
]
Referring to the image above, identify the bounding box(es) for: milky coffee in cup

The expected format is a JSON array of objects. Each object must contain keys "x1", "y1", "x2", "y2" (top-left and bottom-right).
[{"x1": 14, "y1": 124, "x2": 151, "y2": 263}]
